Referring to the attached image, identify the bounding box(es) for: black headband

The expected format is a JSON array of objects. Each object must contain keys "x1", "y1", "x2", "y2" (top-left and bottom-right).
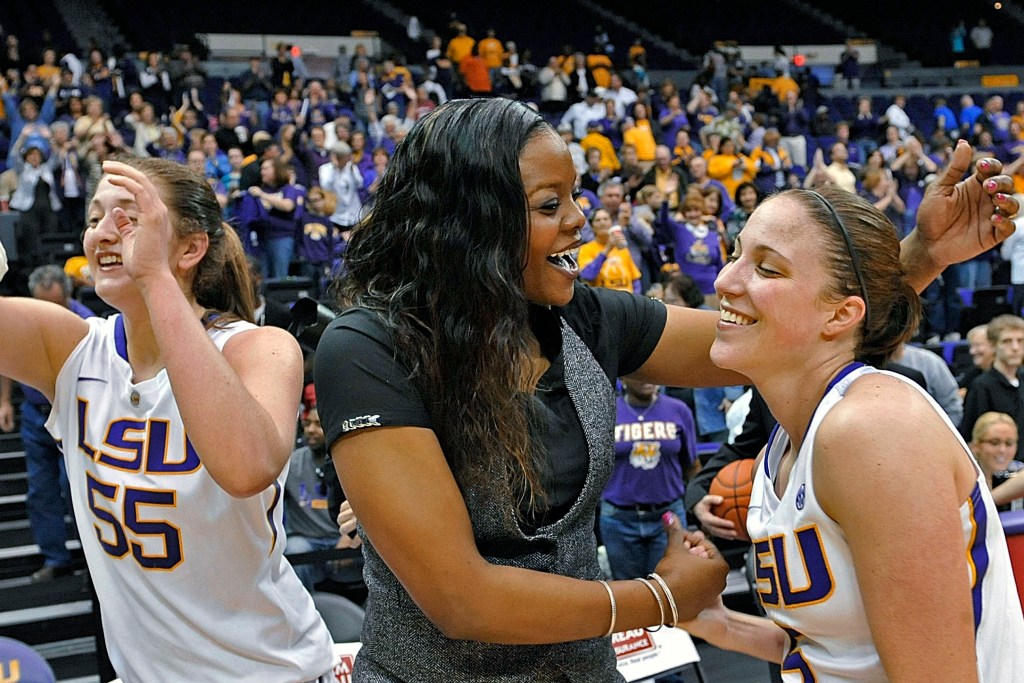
[{"x1": 803, "y1": 189, "x2": 871, "y2": 330}]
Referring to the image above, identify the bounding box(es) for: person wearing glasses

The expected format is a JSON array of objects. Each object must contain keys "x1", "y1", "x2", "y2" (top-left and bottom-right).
[
  {"x1": 961, "y1": 314, "x2": 1024, "y2": 461},
  {"x1": 679, "y1": 179, "x2": 1024, "y2": 680},
  {"x1": 313, "y1": 93, "x2": 1020, "y2": 681},
  {"x1": 970, "y1": 411, "x2": 1024, "y2": 512}
]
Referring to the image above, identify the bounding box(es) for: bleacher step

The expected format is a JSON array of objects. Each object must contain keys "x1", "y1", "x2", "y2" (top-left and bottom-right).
[
  {"x1": 0, "y1": 600, "x2": 93, "y2": 629},
  {"x1": 0, "y1": 492, "x2": 27, "y2": 524},
  {"x1": 0, "y1": 434, "x2": 23, "y2": 454},
  {"x1": 0, "y1": 538, "x2": 82, "y2": 561},
  {"x1": 0, "y1": 450, "x2": 25, "y2": 476},
  {"x1": 0, "y1": 471, "x2": 27, "y2": 497}
]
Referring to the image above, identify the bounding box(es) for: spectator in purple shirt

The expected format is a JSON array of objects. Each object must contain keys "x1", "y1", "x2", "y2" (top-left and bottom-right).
[
  {"x1": 600, "y1": 377, "x2": 698, "y2": 579},
  {"x1": 238, "y1": 157, "x2": 304, "y2": 278}
]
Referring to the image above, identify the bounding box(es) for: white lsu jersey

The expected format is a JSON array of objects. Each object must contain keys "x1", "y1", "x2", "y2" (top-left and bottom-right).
[
  {"x1": 47, "y1": 315, "x2": 335, "y2": 683},
  {"x1": 747, "y1": 363, "x2": 1024, "y2": 682}
]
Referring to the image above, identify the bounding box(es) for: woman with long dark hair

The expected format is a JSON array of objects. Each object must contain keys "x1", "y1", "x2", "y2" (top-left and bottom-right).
[
  {"x1": 317, "y1": 98, "x2": 727, "y2": 681},
  {"x1": 313, "y1": 98, "x2": 1017, "y2": 681}
]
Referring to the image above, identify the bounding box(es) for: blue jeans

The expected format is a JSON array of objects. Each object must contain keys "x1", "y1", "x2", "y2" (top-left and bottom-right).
[
  {"x1": 22, "y1": 401, "x2": 73, "y2": 567},
  {"x1": 599, "y1": 498, "x2": 687, "y2": 580},
  {"x1": 923, "y1": 266, "x2": 963, "y2": 337},
  {"x1": 855, "y1": 139, "x2": 878, "y2": 169},
  {"x1": 263, "y1": 236, "x2": 295, "y2": 279},
  {"x1": 954, "y1": 259, "x2": 992, "y2": 291}
]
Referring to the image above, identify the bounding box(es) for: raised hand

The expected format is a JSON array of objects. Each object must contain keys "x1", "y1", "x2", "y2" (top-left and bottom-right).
[
  {"x1": 914, "y1": 138, "x2": 1018, "y2": 267},
  {"x1": 100, "y1": 160, "x2": 175, "y2": 287}
]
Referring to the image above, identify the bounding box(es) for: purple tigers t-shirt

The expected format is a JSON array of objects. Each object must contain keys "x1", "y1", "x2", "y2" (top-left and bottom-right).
[{"x1": 602, "y1": 392, "x2": 697, "y2": 506}]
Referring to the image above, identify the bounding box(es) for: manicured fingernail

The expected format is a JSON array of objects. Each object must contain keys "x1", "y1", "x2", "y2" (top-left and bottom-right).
[
  {"x1": 980, "y1": 159, "x2": 990, "y2": 170},
  {"x1": 985, "y1": 179, "x2": 998, "y2": 191},
  {"x1": 996, "y1": 193, "x2": 1008, "y2": 202},
  {"x1": 662, "y1": 512, "x2": 675, "y2": 525}
]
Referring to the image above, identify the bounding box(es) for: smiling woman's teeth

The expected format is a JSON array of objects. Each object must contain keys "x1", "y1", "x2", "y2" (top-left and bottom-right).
[
  {"x1": 547, "y1": 249, "x2": 578, "y2": 272},
  {"x1": 720, "y1": 309, "x2": 754, "y2": 325}
]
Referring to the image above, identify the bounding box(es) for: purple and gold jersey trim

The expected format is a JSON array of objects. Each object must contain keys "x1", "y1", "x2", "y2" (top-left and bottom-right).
[
  {"x1": 764, "y1": 362, "x2": 865, "y2": 481},
  {"x1": 114, "y1": 315, "x2": 129, "y2": 363},
  {"x1": 765, "y1": 424, "x2": 781, "y2": 478},
  {"x1": 266, "y1": 481, "x2": 282, "y2": 557},
  {"x1": 966, "y1": 482, "x2": 991, "y2": 633}
]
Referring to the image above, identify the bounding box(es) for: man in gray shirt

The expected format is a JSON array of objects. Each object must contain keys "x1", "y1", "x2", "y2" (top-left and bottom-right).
[{"x1": 895, "y1": 343, "x2": 964, "y2": 428}]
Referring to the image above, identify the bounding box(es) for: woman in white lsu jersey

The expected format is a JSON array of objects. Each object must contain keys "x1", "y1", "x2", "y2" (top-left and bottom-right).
[
  {"x1": 0, "y1": 156, "x2": 335, "y2": 683},
  {"x1": 679, "y1": 172, "x2": 1024, "y2": 680}
]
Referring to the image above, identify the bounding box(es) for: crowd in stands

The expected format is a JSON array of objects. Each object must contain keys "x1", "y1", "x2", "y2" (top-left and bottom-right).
[
  {"x1": 2, "y1": 16, "x2": 1024, "y2": 596},
  {"x1": 1, "y1": 22, "x2": 1022, "y2": 295}
]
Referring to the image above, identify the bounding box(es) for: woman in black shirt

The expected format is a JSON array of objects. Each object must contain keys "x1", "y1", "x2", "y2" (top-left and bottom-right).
[{"x1": 313, "y1": 98, "x2": 1016, "y2": 682}]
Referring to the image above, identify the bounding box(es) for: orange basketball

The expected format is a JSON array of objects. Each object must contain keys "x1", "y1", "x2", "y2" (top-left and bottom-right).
[{"x1": 708, "y1": 458, "x2": 756, "y2": 542}]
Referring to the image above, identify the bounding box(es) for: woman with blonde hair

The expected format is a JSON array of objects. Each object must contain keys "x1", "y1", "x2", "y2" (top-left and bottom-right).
[
  {"x1": 73, "y1": 96, "x2": 115, "y2": 154},
  {"x1": 971, "y1": 411, "x2": 1024, "y2": 510}
]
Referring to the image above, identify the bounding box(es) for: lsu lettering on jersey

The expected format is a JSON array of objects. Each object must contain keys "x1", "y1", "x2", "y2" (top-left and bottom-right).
[
  {"x1": 47, "y1": 316, "x2": 335, "y2": 683},
  {"x1": 748, "y1": 363, "x2": 1024, "y2": 682}
]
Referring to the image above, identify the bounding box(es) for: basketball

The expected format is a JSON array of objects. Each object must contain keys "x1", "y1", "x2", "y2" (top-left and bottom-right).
[{"x1": 708, "y1": 458, "x2": 756, "y2": 541}]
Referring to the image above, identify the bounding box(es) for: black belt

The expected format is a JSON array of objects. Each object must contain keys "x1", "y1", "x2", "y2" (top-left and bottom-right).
[{"x1": 607, "y1": 499, "x2": 677, "y2": 512}]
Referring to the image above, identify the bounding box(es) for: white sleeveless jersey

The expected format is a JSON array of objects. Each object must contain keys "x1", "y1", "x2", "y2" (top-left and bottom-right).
[
  {"x1": 47, "y1": 316, "x2": 335, "y2": 683},
  {"x1": 748, "y1": 364, "x2": 1024, "y2": 682}
]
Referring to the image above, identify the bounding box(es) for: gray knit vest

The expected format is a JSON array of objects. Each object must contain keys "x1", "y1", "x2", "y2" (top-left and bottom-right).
[{"x1": 352, "y1": 321, "x2": 624, "y2": 682}]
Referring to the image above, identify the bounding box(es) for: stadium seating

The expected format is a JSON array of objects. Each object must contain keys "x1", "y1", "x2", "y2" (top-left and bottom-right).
[{"x1": 312, "y1": 591, "x2": 365, "y2": 643}]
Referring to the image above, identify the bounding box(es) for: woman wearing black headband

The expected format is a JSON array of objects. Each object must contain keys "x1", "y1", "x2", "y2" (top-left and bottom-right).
[
  {"x1": 314, "y1": 95, "x2": 1018, "y2": 681},
  {"x1": 681, "y1": 168, "x2": 1024, "y2": 680}
]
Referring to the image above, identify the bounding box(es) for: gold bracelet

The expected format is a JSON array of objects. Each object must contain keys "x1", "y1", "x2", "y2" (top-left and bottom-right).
[
  {"x1": 634, "y1": 577, "x2": 664, "y2": 632},
  {"x1": 648, "y1": 572, "x2": 679, "y2": 627},
  {"x1": 597, "y1": 579, "x2": 617, "y2": 637}
]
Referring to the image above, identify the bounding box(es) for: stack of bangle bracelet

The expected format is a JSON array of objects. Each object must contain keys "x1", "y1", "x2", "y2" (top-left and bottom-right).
[
  {"x1": 648, "y1": 572, "x2": 679, "y2": 627},
  {"x1": 597, "y1": 572, "x2": 679, "y2": 637},
  {"x1": 634, "y1": 577, "x2": 665, "y2": 632}
]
